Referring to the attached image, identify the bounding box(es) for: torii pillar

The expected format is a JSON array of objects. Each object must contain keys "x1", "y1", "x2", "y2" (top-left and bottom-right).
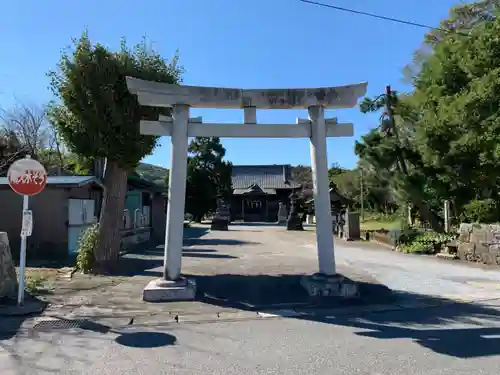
[{"x1": 127, "y1": 77, "x2": 367, "y2": 302}]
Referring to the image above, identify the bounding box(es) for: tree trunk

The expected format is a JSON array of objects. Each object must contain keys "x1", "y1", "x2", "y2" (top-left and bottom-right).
[
  {"x1": 94, "y1": 160, "x2": 129, "y2": 273},
  {"x1": 413, "y1": 198, "x2": 443, "y2": 232}
]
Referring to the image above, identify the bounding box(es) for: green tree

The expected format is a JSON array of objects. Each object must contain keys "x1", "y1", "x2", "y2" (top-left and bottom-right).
[
  {"x1": 403, "y1": 0, "x2": 500, "y2": 82},
  {"x1": 185, "y1": 137, "x2": 232, "y2": 222},
  {"x1": 48, "y1": 32, "x2": 182, "y2": 271},
  {"x1": 0, "y1": 129, "x2": 26, "y2": 175},
  {"x1": 357, "y1": 90, "x2": 444, "y2": 230},
  {"x1": 328, "y1": 162, "x2": 346, "y2": 180},
  {"x1": 411, "y1": 14, "x2": 500, "y2": 215}
]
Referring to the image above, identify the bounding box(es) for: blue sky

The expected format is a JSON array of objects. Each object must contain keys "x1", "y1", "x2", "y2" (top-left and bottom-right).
[{"x1": 1, "y1": 0, "x2": 463, "y2": 170}]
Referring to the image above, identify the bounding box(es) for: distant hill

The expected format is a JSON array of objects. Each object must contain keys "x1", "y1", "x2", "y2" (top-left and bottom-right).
[{"x1": 136, "y1": 162, "x2": 168, "y2": 189}]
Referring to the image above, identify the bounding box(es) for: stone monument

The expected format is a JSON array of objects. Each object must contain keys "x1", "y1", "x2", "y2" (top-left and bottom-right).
[
  {"x1": 0, "y1": 232, "x2": 18, "y2": 300},
  {"x1": 343, "y1": 208, "x2": 361, "y2": 241},
  {"x1": 286, "y1": 191, "x2": 304, "y2": 231},
  {"x1": 277, "y1": 202, "x2": 288, "y2": 224},
  {"x1": 211, "y1": 196, "x2": 230, "y2": 231},
  {"x1": 337, "y1": 209, "x2": 346, "y2": 238}
]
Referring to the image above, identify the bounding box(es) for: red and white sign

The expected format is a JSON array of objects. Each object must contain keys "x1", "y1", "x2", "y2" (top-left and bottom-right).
[{"x1": 7, "y1": 157, "x2": 47, "y2": 196}]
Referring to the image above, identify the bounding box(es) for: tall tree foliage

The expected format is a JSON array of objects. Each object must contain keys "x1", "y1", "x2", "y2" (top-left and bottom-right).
[
  {"x1": 185, "y1": 137, "x2": 232, "y2": 222},
  {"x1": 412, "y1": 13, "x2": 500, "y2": 212},
  {"x1": 48, "y1": 32, "x2": 183, "y2": 271},
  {"x1": 356, "y1": 90, "x2": 444, "y2": 230},
  {"x1": 0, "y1": 129, "x2": 26, "y2": 175},
  {"x1": 0, "y1": 102, "x2": 66, "y2": 174},
  {"x1": 360, "y1": 2, "x2": 500, "y2": 226},
  {"x1": 404, "y1": 0, "x2": 500, "y2": 82}
]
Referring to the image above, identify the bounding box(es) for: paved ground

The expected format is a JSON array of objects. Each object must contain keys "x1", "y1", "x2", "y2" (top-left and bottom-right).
[{"x1": 2, "y1": 223, "x2": 500, "y2": 374}]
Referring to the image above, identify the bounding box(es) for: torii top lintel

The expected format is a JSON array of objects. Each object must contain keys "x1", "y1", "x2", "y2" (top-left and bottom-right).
[{"x1": 126, "y1": 77, "x2": 368, "y2": 110}]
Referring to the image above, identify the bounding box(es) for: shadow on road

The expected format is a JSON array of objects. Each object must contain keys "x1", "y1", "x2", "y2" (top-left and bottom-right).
[
  {"x1": 183, "y1": 252, "x2": 238, "y2": 259},
  {"x1": 115, "y1": 331, "x2": 177, "y2": 348},
  {"x1": 230, "y1": 222, "x2": 281, "y2": 227},
  {"x1": 116, "y1": 246, "x2": 238, "y2": 277},
  {"x1": 194, "y1": 273, "x2": 393, "y2": 310},
  {"x1": 0, "y1": 296, "x2": 48, "y2": 342},
  {"x1": 31, "y1": 317, "x2": 177, "y2": 348},
  {"x1": 112, "y1": 226, "x2": 239, "y2": 277},
  {"x1": 192, "y1": 273, "x2": 500, "y2": 359},
  {"x1": 184, "y1": 238, "x2": 260, "y2": 246},
  {"x1": 0, "y1": 317, "x2": 176, "y2": 374},
  {"x1": 183, "y1": 226, "x2": 210, "y2": 240},
  {"x1": 314, "y1": 299, "x2": 500, "y2": 359}
]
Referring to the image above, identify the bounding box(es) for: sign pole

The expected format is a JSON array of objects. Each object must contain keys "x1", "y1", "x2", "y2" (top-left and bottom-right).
[
  {"x1": 7, "y1": 155, "x2": 47, "y2": 307},
  {"x1": 17, "y1": 194, "x2": 29, "y2": 306}
]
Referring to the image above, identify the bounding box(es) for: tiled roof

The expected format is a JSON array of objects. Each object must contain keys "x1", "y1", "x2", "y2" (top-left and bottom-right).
[
  {"x1": 0, "y1": 175, "x2": 100, "y2": 187},
  {"x1": 231, "y1": 165, "x2": 301, "y2": 190},
  {"x1": 0, "y1": 175, "x2": 159, "y2": 191}
]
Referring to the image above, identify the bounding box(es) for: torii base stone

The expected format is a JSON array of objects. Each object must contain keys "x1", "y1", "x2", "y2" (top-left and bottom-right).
[{"x1": 143, "y1": 278, "x2": 197, "y2": 302}]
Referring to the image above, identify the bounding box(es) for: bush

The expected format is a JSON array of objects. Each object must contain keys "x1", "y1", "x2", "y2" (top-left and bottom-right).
[
  {"x1": 25, "y1": 273, "x2": 47, "y2": 295},
  {"x1": 75, "y1": 224, "x2": 98, "y2": 273},
  {"x1": 398, "y1": 228, "x2": 422, "y2": 244},
  {"x1": 399, "y1": 231, "x2": 455, "y2": 254},
  {"x1": 460, "y1": 199, "x2": 500, "y2": 224}
]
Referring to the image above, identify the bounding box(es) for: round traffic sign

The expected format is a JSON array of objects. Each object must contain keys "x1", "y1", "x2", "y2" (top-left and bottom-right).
[{"x1": 7, "y1": 156, "x2": 47, "y2": 196}]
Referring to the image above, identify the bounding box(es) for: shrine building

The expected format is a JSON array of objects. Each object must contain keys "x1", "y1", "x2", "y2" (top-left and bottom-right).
[{"x1": 230, "y1": 164, "x2": 301, "y2": 222}]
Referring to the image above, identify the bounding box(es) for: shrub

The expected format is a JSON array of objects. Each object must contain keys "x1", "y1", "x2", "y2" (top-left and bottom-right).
[
  {"x1": 75, "y1": 224, "x2": 99, "y2": 273},
  {"x1": 25, "y1": 273, "x2": 47, "y2": 294},
  {"x1": 399, "y1": 231, "x2": 455, "y2": 254},
  {"x1": 398, "y1": 228, "x2": 422, "y2": 244},
  {"x1": 460, "y1": 199, "x2": 500, "y2": 224}
]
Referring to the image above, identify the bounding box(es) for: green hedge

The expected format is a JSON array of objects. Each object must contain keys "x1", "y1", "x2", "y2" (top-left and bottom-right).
[
  {"x1": 460, "y1": 199, "x2": 500, "y2": 224},
  {"x1": 398, "y1": 230, "x2": 455, "y2": 254}
]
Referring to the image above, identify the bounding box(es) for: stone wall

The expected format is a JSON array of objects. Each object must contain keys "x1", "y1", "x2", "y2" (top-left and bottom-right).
[
  {"x1": 457, "y1": 223, "x2": 500, "y2": 266},
  {"x1": 0, "y1": 232, "x2": 18, "y2": 299}
]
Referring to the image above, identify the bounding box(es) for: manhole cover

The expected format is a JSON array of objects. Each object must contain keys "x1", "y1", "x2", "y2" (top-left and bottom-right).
[{"x1": 33, "y1": 318, "x2": 90, "y2": 331}]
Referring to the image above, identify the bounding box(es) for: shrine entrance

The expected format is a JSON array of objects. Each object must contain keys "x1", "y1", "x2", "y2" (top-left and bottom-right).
[
  {"x1": 242, "y1": 197, "x2": 266, "y2": 222},
  {"x1": 126, "y1": 77, "x2": 367, "y2": 301}
]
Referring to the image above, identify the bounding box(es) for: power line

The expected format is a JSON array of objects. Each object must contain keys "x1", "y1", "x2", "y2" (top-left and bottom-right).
[{"x1": 298, "y1": 0, "x2": 470, "y2": 37}]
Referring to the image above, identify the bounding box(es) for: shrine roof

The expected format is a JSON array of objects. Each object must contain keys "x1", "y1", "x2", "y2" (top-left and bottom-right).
[{"x1": 231, "y1": 165, "x2": 301, "y2": 190}]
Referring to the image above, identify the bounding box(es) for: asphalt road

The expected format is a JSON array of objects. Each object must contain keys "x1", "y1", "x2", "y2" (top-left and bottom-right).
[
  {"x1": 2, "y1": 300, "x2": 500, "y2": 375},
  {"x1": 2, "y1": 224, "x2": 500, "y2": 374}
]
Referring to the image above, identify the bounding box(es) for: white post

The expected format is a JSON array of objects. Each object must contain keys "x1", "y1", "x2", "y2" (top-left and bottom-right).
[
  {"x1": 17, "y1": 195, "x2": 29, "y2": 306},
  {"x1": 309, "y1": 106, "x2": 336, "y2": 276},
  {"x1": 163, "y1": 104, "x2": 189, "y2": 281},
  {"x1": 444, "y1": 200, "x2": 450, "y2": 233}
]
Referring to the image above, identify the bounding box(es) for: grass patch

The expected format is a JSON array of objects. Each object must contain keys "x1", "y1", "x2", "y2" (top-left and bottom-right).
[
  {"x1": 25, "y1": 272, "x2": 49, "y2": 295},
  {"x1": 360, "y1": 212, "x2": 403, "y2": 231},
  {"x1": 19, "y1": 268, "x2": 72, "y2": 295},
  {"x1": 360, "y1": 219, "x2": 402, "y2": 231}
]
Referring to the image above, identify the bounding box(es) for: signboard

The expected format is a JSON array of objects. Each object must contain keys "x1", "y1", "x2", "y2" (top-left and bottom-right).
[
  {"x1": 7, "y1": 157, "x2": 47, "y2": 196},
  {"x1": 6, "y1": 156, "x2": 47, "y2": 306},
  {"x1": 21, "y1": 210, "x2": 33, "y2": 237}
]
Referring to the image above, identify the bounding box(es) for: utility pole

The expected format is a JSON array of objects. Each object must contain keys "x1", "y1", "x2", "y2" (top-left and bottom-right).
[{"x1": 360, "y1": 168, "x2": 364, "y2": 220}]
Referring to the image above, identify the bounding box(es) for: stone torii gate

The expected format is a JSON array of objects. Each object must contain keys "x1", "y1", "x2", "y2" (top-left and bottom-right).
[{"x1": 126, "y1": 77, "x2": 368, "y2": 301}]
